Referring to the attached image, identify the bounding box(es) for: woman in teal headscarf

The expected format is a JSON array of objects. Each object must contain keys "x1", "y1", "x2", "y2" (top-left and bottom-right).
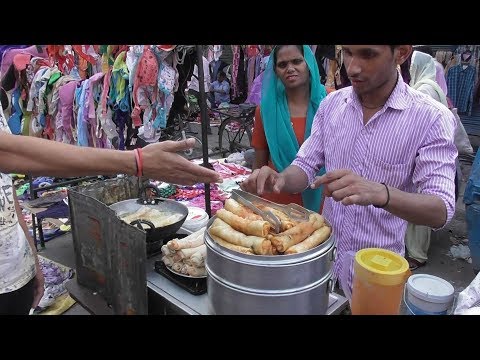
[{"x1": 251, "y1": 45, "x2": 327, "y2": 213}]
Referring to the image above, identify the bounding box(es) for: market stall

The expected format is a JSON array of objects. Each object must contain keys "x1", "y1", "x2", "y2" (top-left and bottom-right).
[
  {"x1": 65, "y1": 225, "x2": 348, "y2": 315},
  {"x1": 64, "y1": 175, "x2": 346, "y2": 315}
]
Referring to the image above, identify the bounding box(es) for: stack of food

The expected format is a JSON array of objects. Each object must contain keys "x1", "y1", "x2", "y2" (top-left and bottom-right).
[
  {"x1": 208, "y1": 199, "x2": 331, "y2": 255},
  {"x1": 161, "y1": 227, "x2": 207, "y2": 277}
]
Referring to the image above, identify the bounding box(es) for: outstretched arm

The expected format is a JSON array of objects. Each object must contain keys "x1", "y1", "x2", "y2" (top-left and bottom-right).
[{"x1": 0, "y1": 132, "x2": 222, "y2": 185}]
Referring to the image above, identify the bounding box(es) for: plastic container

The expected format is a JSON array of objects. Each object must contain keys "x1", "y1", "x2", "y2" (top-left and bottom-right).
[
  {"x1": 404, "y1": 274, "x2": 454, "y2": 315},
  {"x1": 349, "y1": 248, "x2": 410, "y2": 315},
  {"x1": 183, "y1": 207, "x2": 209, "y2": 233}
]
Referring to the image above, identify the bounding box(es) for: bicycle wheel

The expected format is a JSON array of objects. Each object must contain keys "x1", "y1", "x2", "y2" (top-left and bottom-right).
[
  {"x1": 172, "y1": 134, "x2": 204, "y2": 160},
  {"x1": 218, "y1": 118, "x2": 253, "y2": 156}
]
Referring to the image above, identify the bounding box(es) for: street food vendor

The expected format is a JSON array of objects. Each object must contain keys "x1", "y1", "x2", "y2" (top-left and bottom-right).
[{"x1": 241, "y1": 45, "x2": 457, "y2": 294}]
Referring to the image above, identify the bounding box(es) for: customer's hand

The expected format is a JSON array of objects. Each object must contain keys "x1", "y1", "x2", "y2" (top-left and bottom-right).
[
  {"x1": 310, "y1": 169, "x2": 388, "y2": 206},
  {"x1": 240, "y1": 166, "x2": 284, "y2": 195},
  {"x1": 31, "y1": 263, "x2": 45, "y2": 310},
  {"x1": 142, "y1": 138, "x2": 222, "y2": 185}
]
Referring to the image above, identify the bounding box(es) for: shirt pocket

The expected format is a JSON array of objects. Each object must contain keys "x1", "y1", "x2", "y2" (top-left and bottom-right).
[{"x1": 365, "y1": 155, "x2": 412, "y2": 190}]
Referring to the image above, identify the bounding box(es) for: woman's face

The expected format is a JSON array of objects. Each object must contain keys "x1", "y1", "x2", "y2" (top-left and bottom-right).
[{"x1": 275, "y1": 46, "x2": 309, "y2": 90}]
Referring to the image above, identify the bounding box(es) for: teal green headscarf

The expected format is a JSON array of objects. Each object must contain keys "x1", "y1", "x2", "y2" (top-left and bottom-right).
[{"x1": 260, "y1": 45, "x2": 327, "y2": 212}]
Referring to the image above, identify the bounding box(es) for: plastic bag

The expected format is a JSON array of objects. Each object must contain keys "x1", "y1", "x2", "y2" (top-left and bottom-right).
[
  {"x1": 451, "y1": 108, "x2": 473, "y2": 156},
  {"x1": 454, "y1": 271, "x2": 480, "y2": 315}
]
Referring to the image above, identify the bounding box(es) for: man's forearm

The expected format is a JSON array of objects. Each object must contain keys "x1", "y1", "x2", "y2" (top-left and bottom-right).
[
  {"x1": 0, "y1": 132, "x2": 136, "y2": 177},
  {"x1": 385, "y1": 187, "x2": 448, "y2": 229},
  {"x1": 281, "y1": 165, "x2": 310, "y2": 194}
]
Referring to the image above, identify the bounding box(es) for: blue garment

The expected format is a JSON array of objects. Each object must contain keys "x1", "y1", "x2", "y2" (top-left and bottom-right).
[
  {"x1": 210, "y1": 60, "x2": 227, "y2": 83},
  {"x1": 260, "y1": 45, "x2": 327, "y2": 212},
  {"x1": 447, "y1": 64, "x2": 476, "y2": 115},
  {"x1": 464, "y1": 150, "x2": 480, "y2": 205},
  {"x1": 7, "y1": 87, "x2": 22, "y2": 134},
  {"x1": 112, "y1": 109, "x2": 128, "y2": 150},
  {"x1": 76, "y1": 79, "x2": 90, "y2": 147},
  {"x1": 36, "y1": 201, "x2": 70, "y2": 220},
  {"x1": 32, "y1": 176, "x2": 54, "y2": 187},
  {"x1": 0, "y1": 45, "x2": 28, "y2": 60},
  {"x1": 210, "y1": 80, "x2": 230, "y2": 104}
]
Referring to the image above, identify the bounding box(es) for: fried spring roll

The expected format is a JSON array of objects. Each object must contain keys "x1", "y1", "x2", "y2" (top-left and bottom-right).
[
  {"x1": 216, "y1": 209, "x2": 270, "y2": 237},
  {"x1": 224, "y1": 198, "x2": 263, "y2": 221},
  {"x1": 210, "y1": 234, "x2": 255, "y2": 255},
  {"x1": 285, "y1": 226, "x2": 331, "y2": 254},
  {"x1": 268, "y1": 214, "x2": 324, "y2": 252},
  {"x1": 209, "y1": 218, "x2": 272, "y2": 255}
]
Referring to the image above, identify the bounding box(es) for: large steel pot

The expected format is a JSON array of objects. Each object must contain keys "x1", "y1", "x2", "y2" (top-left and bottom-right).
[{"x1": 204, "y1": 216, "x2": 336, "y2": 315}]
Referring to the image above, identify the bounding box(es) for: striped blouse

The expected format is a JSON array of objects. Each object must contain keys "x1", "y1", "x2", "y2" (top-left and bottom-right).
[{"x1": 292, "y1": 77, "x2": 457, "y2": 291}]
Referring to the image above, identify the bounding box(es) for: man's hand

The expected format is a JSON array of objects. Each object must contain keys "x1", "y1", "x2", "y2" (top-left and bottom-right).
[
  {"x1": 31, "y1": 263, "x2": 45, "y2": 310},
  {"x1": 142, "y1": 139, "x2": 222, "y2": 185},
  {"x1": 240, "y1": 166, "x2": 285, "y2": 195},
  {"x1": 311, "y1": 169, "x2": 388, "y2": 207}
]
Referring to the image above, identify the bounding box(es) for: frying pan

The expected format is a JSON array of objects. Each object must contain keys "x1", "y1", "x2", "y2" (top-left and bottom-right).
[{"x1": 109, "y1": 185, "x2": 188, "y2": 242}]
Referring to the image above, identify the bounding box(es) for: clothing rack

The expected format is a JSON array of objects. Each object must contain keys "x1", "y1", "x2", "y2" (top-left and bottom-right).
[{"x1": 28, "y1": 175, "x2": 102, "y2": 250}]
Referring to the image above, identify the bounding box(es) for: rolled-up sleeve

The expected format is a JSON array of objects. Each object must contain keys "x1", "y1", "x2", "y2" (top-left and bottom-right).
[
  {"x1": 413, "y1": 109, "x2": 457, "y2": 228},
  {"x1": 291, "y1": 103, "x2": 326, "y2": 185}
]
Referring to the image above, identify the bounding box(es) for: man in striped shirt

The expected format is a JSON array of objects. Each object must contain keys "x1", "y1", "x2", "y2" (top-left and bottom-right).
[{"x1": 242, "y1": 45, "x2": 457, "y2": 294}]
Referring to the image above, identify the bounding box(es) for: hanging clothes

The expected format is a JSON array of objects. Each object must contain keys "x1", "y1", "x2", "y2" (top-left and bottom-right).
[
  {"x1": 447, "y1": 64, "x2": 476, "y2": 115},
  {"x1": 76, "y1": 79, "x2": 90, "y2": 146},
  {"x1": 209, "y1": 59, "x2": 228, "y2": 83},
  {"x1": 85, "y1": 72, "x2": 106, "y2": 148},
  {"x1": 231, "y1": 45, "x2": 240, "y2": 99},
  {"x1": 58, "y1": 80, "x2": 79, "y2": 144}
]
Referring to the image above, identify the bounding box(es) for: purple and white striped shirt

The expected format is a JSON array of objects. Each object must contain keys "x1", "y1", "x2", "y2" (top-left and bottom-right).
[{"x1": 292, "y1": 77, "x2": 457, "y2": 291}]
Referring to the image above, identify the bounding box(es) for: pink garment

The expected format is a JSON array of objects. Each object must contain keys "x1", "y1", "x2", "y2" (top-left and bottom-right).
[
  {"x1": 231, "y1": 45, "x2": 240, "y2": 98},
  {"x1": 87, "y1": 73, "x2": 105, "y2": 119},
  {"x1": 1, "y1": 45, "x2": 47, "y2": 76},
  {"x1": 13, "y1": 53, "x2": 31, "y2": 71},
  {"x1": 58, "y1": 81, "x2": 79, "y2": 144},
  {"x1": 434, "y1": 60, "x2": 448, "y2": 96},
  {"x1": 186, "y1": 197, "x2": 224, "y2": 216},
  {"x1": 246, "y1": 72, "x2": 264, "y2": 105},
  {"x1": 101, "y1": 69, "x2": 111, "y2": 116},
  {"x1": 86, "y1": 72, "x2": 106, "y2": 148},
  {"x1": 212, "y1": 161, "x2": 251, "y2": 179}
]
